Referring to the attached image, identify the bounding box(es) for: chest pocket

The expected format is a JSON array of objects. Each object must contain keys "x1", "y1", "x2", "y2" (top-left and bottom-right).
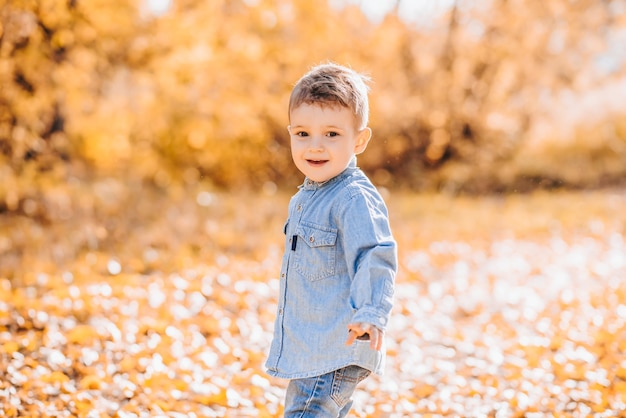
[{"x1": 293, "y1": 222, "x2": 338, "y2": 281}]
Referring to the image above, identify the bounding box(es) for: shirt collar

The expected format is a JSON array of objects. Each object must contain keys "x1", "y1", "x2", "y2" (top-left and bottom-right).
[{"x1": 299, "y1": 157, "x2": 358, "y2": 191}]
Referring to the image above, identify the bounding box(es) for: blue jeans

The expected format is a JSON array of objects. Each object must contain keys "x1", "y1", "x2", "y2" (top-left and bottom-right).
[{"x1": 284, "y1": 365, "x2": 371, "y2": 418}]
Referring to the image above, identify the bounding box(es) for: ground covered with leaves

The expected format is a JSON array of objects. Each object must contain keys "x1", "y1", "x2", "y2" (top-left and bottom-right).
[{"x1": 1, "y1": 185, "x2": 626, "y2": 417}]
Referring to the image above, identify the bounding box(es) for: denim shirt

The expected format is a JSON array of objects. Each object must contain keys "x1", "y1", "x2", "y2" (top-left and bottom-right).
[{"x1": 265, "y1": 158, "x2": 397, "y2": 379}]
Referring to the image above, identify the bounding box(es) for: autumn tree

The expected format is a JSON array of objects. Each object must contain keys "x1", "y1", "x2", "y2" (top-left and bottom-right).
[
  {"x1": 1, "y1": 0, "x2": 625, "y2": 216},
  {"x1": 363, "y1": 0, "x2": 626, "y2": 191},
  {"x1": 0, "y1": 0, "x2": 144, "y2": 216}
]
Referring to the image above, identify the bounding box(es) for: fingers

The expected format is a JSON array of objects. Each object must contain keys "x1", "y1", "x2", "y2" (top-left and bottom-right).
[
  {"x1": 345, "y1": 323, "x2": 367, "y2": 347},
  {"x1": 348, "y1": 322, "x2": 370, "y2": 335},
  {"x1": 345, "y1": 323, "x2": 384, "y2": 351},
  {"x1": 369, "y1": 326, "x2": 383, "y2": 351},
  {"x1": 345, "y1": 330, "x2": 358, "y2": 347}
]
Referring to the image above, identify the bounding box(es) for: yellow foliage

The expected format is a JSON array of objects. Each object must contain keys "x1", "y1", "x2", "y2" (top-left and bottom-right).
[
  {"x1": 0, "y1": 340, "x2": 20, "y2": 354},
  {"x1": 1, "y1": 190, "x2": 626, "y2": 415},
  {"x1": 1, "y1": 0, "x2": 626, "y2": 412},
  {"x1": 41, "y1": 371, "x2": 70, "y2": 384},
  {"x1": 66, "y1": 324, "x2": 100, "y2": 344},
  {"x1": 79, "y1": 374, "x2": 103, "y2": 390},
  {"x1": 38, "y1": 0, "x2": 73, "y2": 29},
  {"x1": 1, "y1": 0, "x2": 624, "y2": 207}
]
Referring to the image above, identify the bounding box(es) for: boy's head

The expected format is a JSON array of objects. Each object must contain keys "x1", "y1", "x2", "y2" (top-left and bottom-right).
[
  {"x1": 288, "y1": 63, "x2": 370, "y2": 130},
  {"x1": 287, "y1": 63, "x2": 373, "y2": 183}
]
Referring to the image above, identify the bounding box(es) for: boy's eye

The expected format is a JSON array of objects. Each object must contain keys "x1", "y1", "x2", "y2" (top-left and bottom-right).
[
  {"x1": 295, "y1": 131, "x2": 308, "y2": 137},
  {"x1": 326, "y1": 132, "x2": 338, "y2": 137}
]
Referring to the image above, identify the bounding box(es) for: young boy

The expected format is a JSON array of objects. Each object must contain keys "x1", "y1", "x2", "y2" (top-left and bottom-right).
[{"x1": 265, "y1": 63, "x2": 397, "y2": 417}]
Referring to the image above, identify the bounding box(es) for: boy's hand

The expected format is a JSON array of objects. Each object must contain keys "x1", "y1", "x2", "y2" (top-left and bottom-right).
[{"x1": 345, "y1": 323, "x2": 383, "y2": 351}]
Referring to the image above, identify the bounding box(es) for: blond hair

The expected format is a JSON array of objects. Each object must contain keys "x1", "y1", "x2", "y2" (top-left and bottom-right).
[{"x1": 289, "y1": 63, "x2": 371, "y2": 130}]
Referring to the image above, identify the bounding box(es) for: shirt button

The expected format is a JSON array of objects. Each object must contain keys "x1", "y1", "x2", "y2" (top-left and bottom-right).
[
  {"x1": 309, "y1": 236, "x2": 314, "y2": 243},
  {"x1": 279, "y1": 308, "x2": 284, "y2": 315},
  {"x1": 297, "y1": 204, "x2": 302, "y2": 211},
  {"x1": 281, "y1": 273, "x2": 285, "y2": 278}
]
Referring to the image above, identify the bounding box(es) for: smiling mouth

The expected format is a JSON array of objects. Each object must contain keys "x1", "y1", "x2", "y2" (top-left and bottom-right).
[{"x1": 306, "y1": 159, "x2": 328, "y2": 166}]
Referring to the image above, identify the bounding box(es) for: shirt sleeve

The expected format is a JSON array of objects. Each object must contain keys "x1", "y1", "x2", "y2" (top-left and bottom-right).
[{"x1": 337, "y1": 188, "x2": 397, "y2": 331}]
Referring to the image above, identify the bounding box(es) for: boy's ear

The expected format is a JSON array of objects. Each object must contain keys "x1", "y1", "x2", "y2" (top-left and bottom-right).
[
  {"x1": 287, "y1": 125, "x2": 292, "y2": 134},
  {"x1": 354, "y1": 127, "x2": 372, "y2": 155}
]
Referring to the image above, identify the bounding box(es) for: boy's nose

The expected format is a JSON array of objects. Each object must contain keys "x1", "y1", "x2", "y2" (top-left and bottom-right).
[{"x1": 309, "y1": 135, "x2": 324, "y2": 151}]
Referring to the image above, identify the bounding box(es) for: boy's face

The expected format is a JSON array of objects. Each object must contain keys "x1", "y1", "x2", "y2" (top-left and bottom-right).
[{"x1": 288, "y1": 103, "x2": 371, "y2": 183}]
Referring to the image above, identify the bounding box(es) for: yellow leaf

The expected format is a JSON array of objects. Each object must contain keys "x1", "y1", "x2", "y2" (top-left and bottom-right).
[
  {"x1": 614, "y1": 382, "x2": 626, "y2": 402},
  {"x1": 1, "y1": 341, "x2": 20, "y2": 354},
  {"x1": 41, "y1": 371, "x2": 70, "y2": 384},
  {"x1": 195, "y1": 388, "x2": 228, "y2": 406},
  {"x1": 73, "y1": 398, "x2": 96, "y2": 415},
  {"x1": 413, "y1": 383, "x2": 436, "y2": 398},
  {"x1": 80, "y1": 374, "x2": 102, "y2": 390},
  {"x1": 3, "y1": 406, "x2": 18, "y2": 418},
  {"x1": 66, "y1": 325, "x2": 99, "y2": 344},
  {"x1": 152, "y1": 398, "x2": 173, "y2": 412}
]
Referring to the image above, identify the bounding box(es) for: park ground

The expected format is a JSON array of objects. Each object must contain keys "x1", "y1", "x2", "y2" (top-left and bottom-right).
[{"x1": 1, "y1": 187, "x2": 626, "y2": 417}]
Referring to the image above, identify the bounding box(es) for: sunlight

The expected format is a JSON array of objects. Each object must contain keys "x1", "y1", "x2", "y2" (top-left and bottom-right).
[
  {"x1": 331, "y1": 0, "x2": 455, "y2": 24},
  {"x1": 144, "y1": 0, "x2": 171, "y2": 17}
]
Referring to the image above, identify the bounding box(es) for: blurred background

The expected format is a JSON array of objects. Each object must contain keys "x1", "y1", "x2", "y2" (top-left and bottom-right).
[
  {"x1": 1, "y1": 3, "x2": 626, "y2": 415},
  {"x1": 1, "y1": 0, "x2": 625, "y2": 277},
  {"x1": 1, "y1": 0, "x2": 625, "y2": 203}
]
